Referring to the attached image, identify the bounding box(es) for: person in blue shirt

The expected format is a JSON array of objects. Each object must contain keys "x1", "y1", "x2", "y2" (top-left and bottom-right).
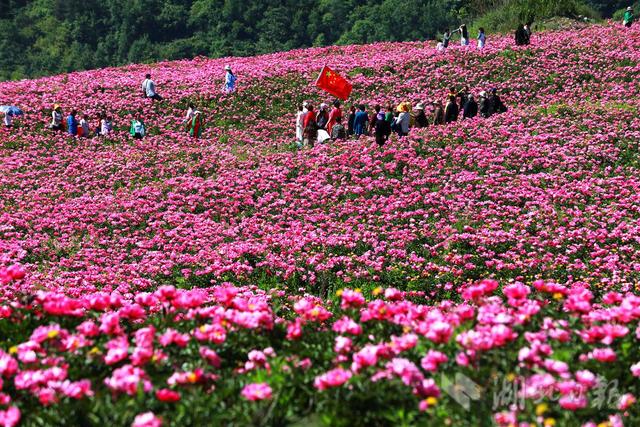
[
  {"x1": 353, "y1": 104, "x2": 369, "y2": 137},
  {"x1": 224, "y1": 65, "x2": 237, "y2": 93},
  {"x1": 67, "y1": 110, "x2": 78, "y2": 136}
]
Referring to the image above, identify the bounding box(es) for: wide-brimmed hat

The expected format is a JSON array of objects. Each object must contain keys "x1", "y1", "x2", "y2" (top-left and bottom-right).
[
  {"x1": 415, "y1": 103, "x2": 425, "y2": 110},
  {"x1": 225, "y1": 65, "x2": 232, "y2": 71},
  {"x1": 479, "y1": 91, "x2": 487, "y2": 98},
  {"x1": 53, "y1": 104, "x2": 60, "y2": 110},
  {"x1": 628, "y1": 7, "x2": 633, "y2": 11}
]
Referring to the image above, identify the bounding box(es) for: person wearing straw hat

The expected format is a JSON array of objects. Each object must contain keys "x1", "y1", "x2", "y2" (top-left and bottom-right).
[
  {"x1": 224, "y1": 65, "x2": 237, "y2": 93},
  {"x1": 624, "y1": 7, "x2": 634, "y2": 28},
  {"x1": 49, "y1": 104, "x2": 63, "y2": 131},
  {"x1": 413, "y1": 103, "x2": 429, "y2": 128},
  {"x1": 394, "y1": 102, "x2": 411, "y2": 137}
]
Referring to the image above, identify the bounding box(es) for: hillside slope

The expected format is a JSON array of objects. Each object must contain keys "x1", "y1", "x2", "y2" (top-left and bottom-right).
[{"x1": 0, "y1": 23, "x2": 640, "y2": 426}]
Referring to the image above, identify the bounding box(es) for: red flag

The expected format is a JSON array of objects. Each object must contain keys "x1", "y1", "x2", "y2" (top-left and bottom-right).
[{"x1": 315, "y1": 66, "x2": 352, "y2": 100}]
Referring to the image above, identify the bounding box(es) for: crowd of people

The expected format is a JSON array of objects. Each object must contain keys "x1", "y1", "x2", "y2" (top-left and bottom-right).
[
  {"x1": 38, "y1": 66, "x2": 236, "y2": 140},
  {"x1": 296, "y1": 87, "x2": 507, "y2": 147}
]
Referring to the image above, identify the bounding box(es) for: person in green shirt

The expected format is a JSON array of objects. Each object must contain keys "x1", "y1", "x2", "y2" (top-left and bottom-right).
[
  {"x1": 130, "y1": 118, "x2": 146, "y2": 139},
  {"x1": 624, "y1": 7, "x2": 634, "y2": 28}
]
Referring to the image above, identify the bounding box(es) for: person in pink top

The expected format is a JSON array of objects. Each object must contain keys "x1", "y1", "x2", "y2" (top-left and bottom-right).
[{"x1": 326, "y1": 99, "x2": 342, "y2": 135}]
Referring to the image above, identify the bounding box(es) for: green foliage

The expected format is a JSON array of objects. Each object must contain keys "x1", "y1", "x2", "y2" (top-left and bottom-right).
[
  {"x1": 472, "y1": 0, "x2": 600, "y2": 34},
  {"x1": 0, "y1": 0, "x2": 614, "y2": 81}
]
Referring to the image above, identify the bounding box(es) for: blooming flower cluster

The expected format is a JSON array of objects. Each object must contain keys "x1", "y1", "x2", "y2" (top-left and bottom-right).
[{"x1": 0, "y1": 22, "x2": 640, "y2": 426}]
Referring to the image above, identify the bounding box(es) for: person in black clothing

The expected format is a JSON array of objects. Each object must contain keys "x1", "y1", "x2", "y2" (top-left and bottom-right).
[
  {"x1": 463, "y1": 95, "x2": 478, "y2": 119},
  {"x1": 479, "y1": 91, "x2": 490, "y2": 118},
  {"x1": 515, "y1": 24, "x2": 528, "y2": 46},
  {"x1": 413, "y1": 103, "x2": 429, "y2": 128},
  {"x1": 370, "y1": 105, "x2": 381, "y2": 130},
  {"x1": 444, "y1": 96, "x2": 459, "y2": 123},
  {"x1": 443, "y1": 29, "x2": 451, "y2": 48},
  {"x1": 488, "y1": 88, "x2": 507, "y2": 115},
  {"x1": 374, "y1": 112, "x2": 391, "y2": 146}
]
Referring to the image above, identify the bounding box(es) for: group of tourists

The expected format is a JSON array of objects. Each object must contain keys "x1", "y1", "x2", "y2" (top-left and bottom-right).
[
  {"x1": 296, "y1": 88, "x2": 507, "y2": 147},
  {"x1": 438, "y1": 25, "x2": 486, "y2": 51},
  {"x1": 41, "y1": 66, "x2": 236, "y2": 140}
]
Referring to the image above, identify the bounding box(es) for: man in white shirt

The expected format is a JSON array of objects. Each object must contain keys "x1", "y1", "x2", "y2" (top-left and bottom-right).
[{"x1": 142, "y1": 73, "x2": 163, "y2": 101}]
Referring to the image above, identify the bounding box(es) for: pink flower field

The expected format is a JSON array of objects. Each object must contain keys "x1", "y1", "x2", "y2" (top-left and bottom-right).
[{"x1": 1, "y1": 23, "x2": 640, "y2": 426}]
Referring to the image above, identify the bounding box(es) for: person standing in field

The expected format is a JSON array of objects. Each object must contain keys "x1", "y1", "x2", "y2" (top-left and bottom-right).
[
  {"x1": 130, "y1": 113, "x2": 146, "y2": 140},
  {"x1": 444, "y1": 96, "x2": 459, "y2": 123},
  {"x1": 142, "y1": 74, "x2": 163, "y2": 101},
  {"x1": 79, "y1": 114, "x2": 90, "y2": 137},
  {"x1": 515, "y1": 24, "x2": 528, "y2": 46},
  {"x1": 224, "y1": 65, "x2": 237, "y2": 93},
  {"x1": 394, "y1": 102, "x2": 410, "y2": 137},
  {"x1": 331, "y1": 116, "x2": 347, "y2": 140},
  {"x1": 442, "y1": 29, "x2": 451, "y2": 48},
  {"x1": 624, "y1": 7, "x2": 634, "y2": 28},
  {"x1": 432, "y1": 100, "x2": 445, "y2": 125},
  {"x1": 347, "y1": 104, "x2": 357, "y2": 136},
  {"x1": 375, "y1": 111, "x2": 391, "y2": 146},
  {"x1": 67, "y1": 110, "x2": 78, "y2": 136},
  {"x1": 463, "y1": 94, "x2": 478, "y2": 119},
  {"x1": 478, "y1": 28, "x2": 486, "y2": 49},
  {"x1": 189, "y1": 110, "x2": 204, "y2": 139},
  {"x1": 316, "y1": 103, "x2": 330, "y2": 130},
  {"x1": 369, "y1": 105, "x2": 381, "y2": 130},
  {"x1": 50, "y1": 104, "x2": 63, "y2": 131},
  {"x1": 353, "y1": 104, "x2": 369, "y2": 137},
  {"x1": 326, "y1": 99, "x2": 342, "y2": 135},
  {"x1": 3, "y1": 112, "x2": 12, "y2": 128},
  {"x1": 413, "y1": 103, "x2": 429, "y2": 128},
  {"x1": 302, "y1": 104, "x2": 318, "y2": 147},
  {"x1": 101, "y1": 115, "x2": 113, "y2": 136},
  {"x1": 459, "y1": 24, "x2": 470, "y2": 46},
  {"x1": 183, "y1": 103, "x2": 196, "y2": 127},
  {"x1": 296, "y1": 104, "x2": 305, "y2": 146},
  {"x1": 479, "y1": 91, "x2": 490, "y2": 118}
]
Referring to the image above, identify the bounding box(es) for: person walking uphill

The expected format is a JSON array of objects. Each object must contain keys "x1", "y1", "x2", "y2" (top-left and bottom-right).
[
  {"x1": 624, "y1": 7, "x2": 634, "y2": 28},
  {"x1": 142, "y1": 74, "x2": 163, "y2": 101},
  {"x1": 224, "y1": 65, "x2": 237, "y2": 93}
]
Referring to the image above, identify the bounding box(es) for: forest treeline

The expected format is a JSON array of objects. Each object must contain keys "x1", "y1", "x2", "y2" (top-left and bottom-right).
[{"x1": 0, "y1": 0, "x2": 630, "y2": 80}]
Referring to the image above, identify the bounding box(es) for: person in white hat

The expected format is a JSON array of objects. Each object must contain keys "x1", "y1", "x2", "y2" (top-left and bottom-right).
[
  {"x1": 224, "y1": 65, "x2": 237, "y2": 93},
  {"x1": 413, "y1": 102, "x2": 428, "y2": 128},
  {"x1": 624, "y1": 7, "x2": 634, "y2": 28}
]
